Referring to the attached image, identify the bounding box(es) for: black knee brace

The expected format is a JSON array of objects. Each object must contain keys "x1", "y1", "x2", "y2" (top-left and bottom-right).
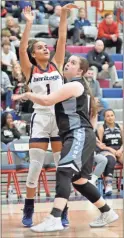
[
  {"x1": 72, "y1": 181, "x2": 101, "y2": 203},
  {"x1": 104, "y1": 155, "x2": 116, "y2": 177},
  {"x1": 55, "y1": 167, "x2": 74, "y2": 200}
]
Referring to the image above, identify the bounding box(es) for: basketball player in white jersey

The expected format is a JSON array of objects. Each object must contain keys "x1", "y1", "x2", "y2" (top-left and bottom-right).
[{"x1": 19, "y1": 4, "x2": 78, "y2": 227}]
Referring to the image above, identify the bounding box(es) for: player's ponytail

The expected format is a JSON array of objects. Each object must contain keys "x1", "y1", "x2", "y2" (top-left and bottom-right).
[
  {"x1": 83, "y1": 76, "x2": 97, "y2": 118},
  {"x1": 79, "y1": 57, "x2": 98, "y2": 118}
]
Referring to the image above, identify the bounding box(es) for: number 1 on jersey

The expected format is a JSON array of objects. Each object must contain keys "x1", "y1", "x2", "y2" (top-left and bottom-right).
[{"x1": 46, "y1": 84, "x2": 50, "y2": 95}]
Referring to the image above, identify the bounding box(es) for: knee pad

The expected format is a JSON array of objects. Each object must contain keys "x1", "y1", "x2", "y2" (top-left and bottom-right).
[
  {"x1": 72, "y1": 181, "x2": 101, "y2": 203},
  {"x1": 55, "y1": 167, "x2": 74, "y2": 200},
  {"x1": 26, "y1": 148, "x2": 46, "y2": 188},
  {"x1": 53, "y1": 151, "x2": 61, "y2": 168},
  {"x1": 104, "y1": 155, "x2": 116, "y2": 177}
]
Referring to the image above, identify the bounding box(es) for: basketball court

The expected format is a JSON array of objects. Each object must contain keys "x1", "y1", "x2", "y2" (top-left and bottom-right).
[{"x1": 2, "y1": 196, "x2": 123, "y2": 238}]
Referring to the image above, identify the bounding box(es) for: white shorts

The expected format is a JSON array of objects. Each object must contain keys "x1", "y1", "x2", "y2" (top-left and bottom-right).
[{"x1": 29, "y1": 111, "x2": 60, "y2": 143}]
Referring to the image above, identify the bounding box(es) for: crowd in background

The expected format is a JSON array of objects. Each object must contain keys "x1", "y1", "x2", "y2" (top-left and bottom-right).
[{"x1": 1, "y1": 0, "x2": 123, "y2": 196}]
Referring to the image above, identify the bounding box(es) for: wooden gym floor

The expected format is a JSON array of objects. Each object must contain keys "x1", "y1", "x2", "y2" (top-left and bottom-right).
[{"x1": 2, "y1": 198, "x2": 123, "y2": 238}]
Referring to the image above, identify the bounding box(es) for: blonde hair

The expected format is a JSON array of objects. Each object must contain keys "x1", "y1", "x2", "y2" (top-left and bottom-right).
[
  {"x1": 6, "y1": 16, "x2": 15, "y2": 26},
  {"x1": 1, "y1": 29, "x2": 11, "y2": 37}
]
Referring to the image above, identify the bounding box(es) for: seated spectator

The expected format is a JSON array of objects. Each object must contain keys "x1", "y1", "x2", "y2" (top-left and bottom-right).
[
  {"x1": 73, "y1": 8, "x2": 93, "y2": 45},
  {"x1": 87, "y1": 40, "x2": 120, "y2": 87},
  {"x1": 6, "y1": 16, "x2": 21, "y2": 39},
  {"x1": 97, "y1": 13, "x2": 122, "y2": 54},
  {"x1": 84, "y1": 67, "x2": 109, "y2": 120},
  {"x1": 11, "y1": 62, "x2": 23, "y2": 82},
  {"x1": 5, "y1": 16, "x2": 21, "y2": 48},
  {"x1": 50, "y1": 41, "x2": 71, "y2": 65},
  {"x1": 36, "y1": 0, "x2": 74, "y2": 14},
  {"x1": 1, "y1": 29, "x2": 16, "y2": 54},
  {"x1": 2, "y1": 40, "x2": 17, "y2": 77},
  {"x1": 12, "y1": 63, "x2": 27, "y2": 115},
  {"x1": 19, "y1": 0, "x2": 44, "y2": 24},
  {"x1": 1, "y1": 71, "x2": 13, "y2": 111},
  {"x1": 11, "y1": 62, "x2": 33, "y2": 115},
  {"x1": 97, "y1": 109, "x2": 123, "y2": 195},
  {"x1": 12, "y1": 63, "x2": 26, "y2": 92},
  {"x1": 1, "y1": 112, "x2": 21, "y2": 144},
  {"x1": 49, "y1": 5, "x2": 73, "y2": 38},
  {"x1": 35, "y1": 0, "x2": 55, "y2": 15},
  {"x1": 5, "y1": 0, "x2": 21, "y2": 20},
  {"x1": 49, "y1": 5, "x2": 62, "y2": 37}
]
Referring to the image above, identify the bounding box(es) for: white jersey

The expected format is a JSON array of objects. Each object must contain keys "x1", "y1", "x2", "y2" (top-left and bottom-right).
[{"x1": 28, "y1": 62, "x2": 63, "y2": 114}]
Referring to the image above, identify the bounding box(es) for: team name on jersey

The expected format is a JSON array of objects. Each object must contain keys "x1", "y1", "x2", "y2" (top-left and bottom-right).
[
  {"x1": 105, "y1": 133, "x2": 121, "y2": 140},
  {"x1": 33, "y1": 74, "x2": 60, "y2": 82}
]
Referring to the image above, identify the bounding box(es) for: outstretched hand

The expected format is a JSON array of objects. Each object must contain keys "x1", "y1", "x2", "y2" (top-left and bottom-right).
[
  {"x1": 23, "y1": 6, "x2": 35, "y2": 23},
  {"x1": 62, "y1": 3, "x2": 79, "y2": 11},
  {"x1": 12, "y1": 93, "x2": 30, "y2": 102}
]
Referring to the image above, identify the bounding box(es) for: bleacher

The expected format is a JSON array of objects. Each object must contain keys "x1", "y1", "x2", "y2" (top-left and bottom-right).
[{"x1": 2, "y1": 13, "x2": 123, "y2": 125}]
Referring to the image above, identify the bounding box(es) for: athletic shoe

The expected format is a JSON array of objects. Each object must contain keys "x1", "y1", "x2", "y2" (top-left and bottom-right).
[
  {"x1": 61, "y1": 207, "x2": 69, "y2": 227},
  {"x1": 89, "y1": 209, "x2": 119, "y2": 228},
  {"x1": 22, "y1": 205, "x2": 34, "y2": 227},
  {"x1": 105, "y1": 184, "x2": 112, "y2": 196},
  {"x1": 30, "y1": 214, "x2": 64, "y2": 232}
]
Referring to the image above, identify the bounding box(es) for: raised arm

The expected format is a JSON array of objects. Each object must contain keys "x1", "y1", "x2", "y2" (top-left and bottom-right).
[
  {"x1": 19, "y1": 7, "x2": 34, "y2": 81},
  {"x1": 52, "y1": 4, "x2": 78, "y2": 73},
  {"x1": 12, "y1": 82, "x2": 84, "y2": 106}
]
